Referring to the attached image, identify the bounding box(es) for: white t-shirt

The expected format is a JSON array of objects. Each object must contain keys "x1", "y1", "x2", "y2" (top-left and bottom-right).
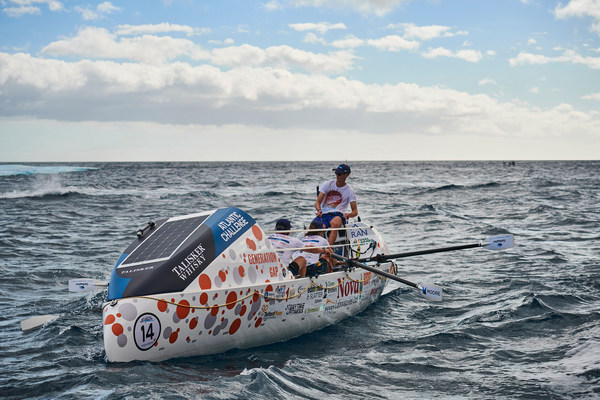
[
  {"x1": 268, "y1": 233, "x2": 304, "y2": 265},
  {"x1": 319, "y1": 179, "x2": 356, "y2": 215},
  {"x1": 292, "y1": 234, "x2": 330, "y2": 265}
]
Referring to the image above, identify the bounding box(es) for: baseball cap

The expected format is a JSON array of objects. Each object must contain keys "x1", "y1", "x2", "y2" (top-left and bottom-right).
[
  {"x1": 275, "y1": 218, "x2": 291, "y2": 230},
  {"x1": 311, "y1": 217, "x2": 324, "y2": 229},
  {"x1": 333, "y1": 163, "x2": 351, "y2": 174}
]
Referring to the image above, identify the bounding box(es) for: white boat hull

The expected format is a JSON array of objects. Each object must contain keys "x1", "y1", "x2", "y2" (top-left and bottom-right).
[{"x1": 103, "y1": 266, "x2": 390, "y2": 362}]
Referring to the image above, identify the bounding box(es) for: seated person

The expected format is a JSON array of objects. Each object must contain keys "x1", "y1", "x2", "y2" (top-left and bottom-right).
[
  {"x1": 267, "y1": 218, "x2": 303, "y2": 265},
  {"x1": 288, "y1": 219, "x2": 334, "y2": 277},
  {"x1": 315, "y1": 163, "x2": 358, "y2": 245}
]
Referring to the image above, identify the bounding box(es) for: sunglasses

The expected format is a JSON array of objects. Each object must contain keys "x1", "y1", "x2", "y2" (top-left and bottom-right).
[{"x1": 335, "y1": 171, "x2": 347, "y2": 176}]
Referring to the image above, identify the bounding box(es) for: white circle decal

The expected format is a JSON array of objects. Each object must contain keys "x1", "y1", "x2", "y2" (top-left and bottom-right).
[{"x1": 134, "y1": 313, "x2": 161, "y2": 351}]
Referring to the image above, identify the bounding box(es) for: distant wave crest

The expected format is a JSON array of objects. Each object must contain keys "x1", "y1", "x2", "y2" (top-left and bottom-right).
[
  {"x1": 0, "y1": 164, "x2": 97, "y2": 177},
  {"x1": 426, "y1": 181, "x2": 501, "y2": 193},
  {"x1": 0, "y1": 186, "x2": 83, "y2": 199}
]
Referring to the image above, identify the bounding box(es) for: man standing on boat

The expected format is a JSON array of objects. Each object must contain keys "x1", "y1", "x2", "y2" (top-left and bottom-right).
[{"x1": 315, "y1": 163, "x2": 358, "y2": 245}]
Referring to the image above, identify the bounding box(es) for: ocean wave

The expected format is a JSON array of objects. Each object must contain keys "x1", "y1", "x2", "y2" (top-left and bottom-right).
[
  {"x1": 424, "y1": 181, "x2": 502, "y2": 193},
  {"x1": 428, "y1": 183, "x2": 463, "y2": 192},
  {"x1": 263, "y1": 191, "x2": 286, "y2": 197},
  {"x1": 0, "y1": 186, "x2": 85, "y2": 199},
  {"x1": 0, "y1": 183, "x2": 219, "y2": 200},
  {"x1": 0, "y1": 165, "x2": 98, "y2": 177}
]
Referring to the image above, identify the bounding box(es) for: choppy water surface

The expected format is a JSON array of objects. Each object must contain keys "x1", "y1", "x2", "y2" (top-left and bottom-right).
[{"x1": 0, "y1": 161, "x2": 598, "y2": 399}]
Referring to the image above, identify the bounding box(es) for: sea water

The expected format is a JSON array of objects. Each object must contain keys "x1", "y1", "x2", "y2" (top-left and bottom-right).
[{"x1": 0, "y1": 161, "x2": 598, "y2": 399}]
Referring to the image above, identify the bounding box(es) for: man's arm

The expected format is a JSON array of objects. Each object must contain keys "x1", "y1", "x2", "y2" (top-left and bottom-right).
[
  {"x1": 315, "y1": 192, "x2": 325, "y2": 217},
  {"x1": 345, "y1": 201, "x2": 358, "y2": 220}
]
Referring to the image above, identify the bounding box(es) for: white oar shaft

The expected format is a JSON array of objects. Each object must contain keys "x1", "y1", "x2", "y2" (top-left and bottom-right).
[{"x1": 331, "y1": 253, "x2": 443, "y2": 302}]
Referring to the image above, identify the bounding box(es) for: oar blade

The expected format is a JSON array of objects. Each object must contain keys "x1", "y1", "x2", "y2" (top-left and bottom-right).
[
  {"x1": 68, "y1": 279, "x2": 108, "y2": 292},
  {"x1": 418, "y1": 284, "x2": 443, "y2": 302},
  {"x1": 486, "y1": 234, "x2": 514, "y2": 250},
  {"x1": 21, "y1": 315, "x2": 60, "y2": 332}
]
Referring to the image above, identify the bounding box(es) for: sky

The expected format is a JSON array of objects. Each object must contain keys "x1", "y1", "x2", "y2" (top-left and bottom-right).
[{"x1": 0, "y1": 0, "x2": 599, "y2": 161}]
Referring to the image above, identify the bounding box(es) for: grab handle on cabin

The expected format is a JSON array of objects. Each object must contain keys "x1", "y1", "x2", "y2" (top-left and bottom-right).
[{"x1": 136, "y1": 221, "x2": 155, "y2": 238}]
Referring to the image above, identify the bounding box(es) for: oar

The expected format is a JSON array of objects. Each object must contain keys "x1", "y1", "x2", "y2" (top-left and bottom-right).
[
  {"x1": 331, "y1": 253, "x2": 443, "y2": 301},
  {"x1": 20, "y1": 278, "x2": 109, "y2": 332},
  {"x1": 358, "y1": 234, "x2": 514, "y2": 263},
  {"x1": 68, "y1": 279, "x2": 108, "y2": 292},
  {"x1": 20, "y1": 315, "x2": 60, "y2": 332}
]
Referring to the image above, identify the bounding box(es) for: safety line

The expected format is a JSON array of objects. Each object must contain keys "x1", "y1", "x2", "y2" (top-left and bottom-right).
[{"x1": 132, "y1": 272, "x2": 376, "y2": 310}]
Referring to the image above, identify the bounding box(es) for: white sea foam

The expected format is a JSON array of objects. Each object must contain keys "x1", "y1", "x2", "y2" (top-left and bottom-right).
[{"x1": 0, "y1": 164, "x2": 97, "y2": 177}]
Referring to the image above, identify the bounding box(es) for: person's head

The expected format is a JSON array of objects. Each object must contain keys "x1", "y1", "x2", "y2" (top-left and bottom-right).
[
  {"x1": 333, "y1": 163, "x2": 351, "y2": 181},
  {"x1": 307, "y1": 218, "x2": 324, "y2": 236},
  {"x1": 275, "y1": 218, "x2": 291, "y2": 234}
]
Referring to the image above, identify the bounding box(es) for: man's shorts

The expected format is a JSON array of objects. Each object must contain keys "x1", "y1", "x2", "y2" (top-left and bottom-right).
[{"x1": 320, "y1": 212, "x2": 346, "y2": 227}]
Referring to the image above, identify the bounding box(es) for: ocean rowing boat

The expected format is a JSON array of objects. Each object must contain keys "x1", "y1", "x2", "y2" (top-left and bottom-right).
[
  {"x1": 20, "y1": 207, "x2": 513, "y2": 360},
  {"x1": 102, "y1": 207, "x2": 395, "y2": 362}
]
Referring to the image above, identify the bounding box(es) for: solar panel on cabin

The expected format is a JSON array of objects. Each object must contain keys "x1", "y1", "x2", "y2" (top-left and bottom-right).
[{"x1": 121, "y1": 216, "x2": 207, "y2": 266}]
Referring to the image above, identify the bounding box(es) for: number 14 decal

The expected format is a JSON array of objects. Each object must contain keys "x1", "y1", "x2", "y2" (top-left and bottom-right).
[{"x1": 134, "y1": 313, "x2": 161, "y2": 351}]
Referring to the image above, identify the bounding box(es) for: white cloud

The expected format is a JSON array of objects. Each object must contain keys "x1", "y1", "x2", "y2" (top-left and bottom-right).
[
  {"x1": 455, "y1": 49, "x2": 484, "y2": 63},
  {"x1": 73, "y1": 5, "x2": 97, "y2": 20},
  {"x1": 367, "y1": 35, "x2": 419, "y2": 52},
  {"x1": 582, "y1": 91, "x2": 600, "y2": 100},
  {"x1": 422, "y1": 47, "x2": 483, "y2": 63},
  {"x1": 302, "y1": 32, "x2": 327, "y2": 45},
  {"x1": 509, "y1": 49, "x2": 600, "y2": 69},
  {"x1": 47, "y1": 0, "x2": 62, "y2": 11},
  {"x1": 2, "y1": 51, "x2": 598, "y2": 146},
  {"x1": 209, "y1": 44, "x2": 267, "y2": 67},
  {"x1": 262, "y1": 0, "x2": 283, "y2": 11},
  {"x1": 39, "y1": 27, "x2": 356, "y2": 72},
  {"x1": 289, "y1": 22, "x2": 347, "y2": 34},
  {"x1": 394, "y1": 23, "x2": 468, "y2": 41},
  {"x1": 509, "y1": 51, "x2": 552, "y2": 66},
  {"x1": 478, "y1": 78, "x2": 497, "y2": 86},
  {"x1": 97, "y1": 1, "x2": 118, "y2": 13},
  {"x1": 0, "y1": 52, "x2": 87, "y2": 91},
  {"x1": 74, "y1": 1, "x2": 119, "y2": 20},
  {"x1": 555, "y1": 0, "x2": 600, "y2": 35},
  {"x1": 291, "y1": 22, "x2": 481, "y2": 59},
  {"x1": 3, "y1": 5, "x2": 40, "y2": 16},
  {"x1": 554, "y1": 0, "x2": 600, "y2": 19},
  {"x1": 528, "y1": 38, "x2": 537, "y2": 45},
  {"x1": 41, "y1": 27, "x2": 209, "y2": 64},
  {"x1": 330, "y1": 34, "x2": 364, "y2": 49},
  {"x1": 116, "y1": 23, "x2": 209, "y2": 37},
  {"x1": 209, "y1": 38, "x2": 235, "y2": 45},
  {"x1": 289, "y1": 0, "x2": 410, "y2": 16},
  {"x1": 210, "y1": 44, "x2": 356, "y2": 73},
  {"x1": 530, "y1": 86, "x2": 540, "y2": 94},
  {"x1": 1, "y1": 0, "x2": 63, "y2": 17}
]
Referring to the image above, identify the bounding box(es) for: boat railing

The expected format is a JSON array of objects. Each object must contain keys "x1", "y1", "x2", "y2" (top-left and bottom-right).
[{"x1": 263, "y1": 225, "x2": 372, "y2": 234}]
